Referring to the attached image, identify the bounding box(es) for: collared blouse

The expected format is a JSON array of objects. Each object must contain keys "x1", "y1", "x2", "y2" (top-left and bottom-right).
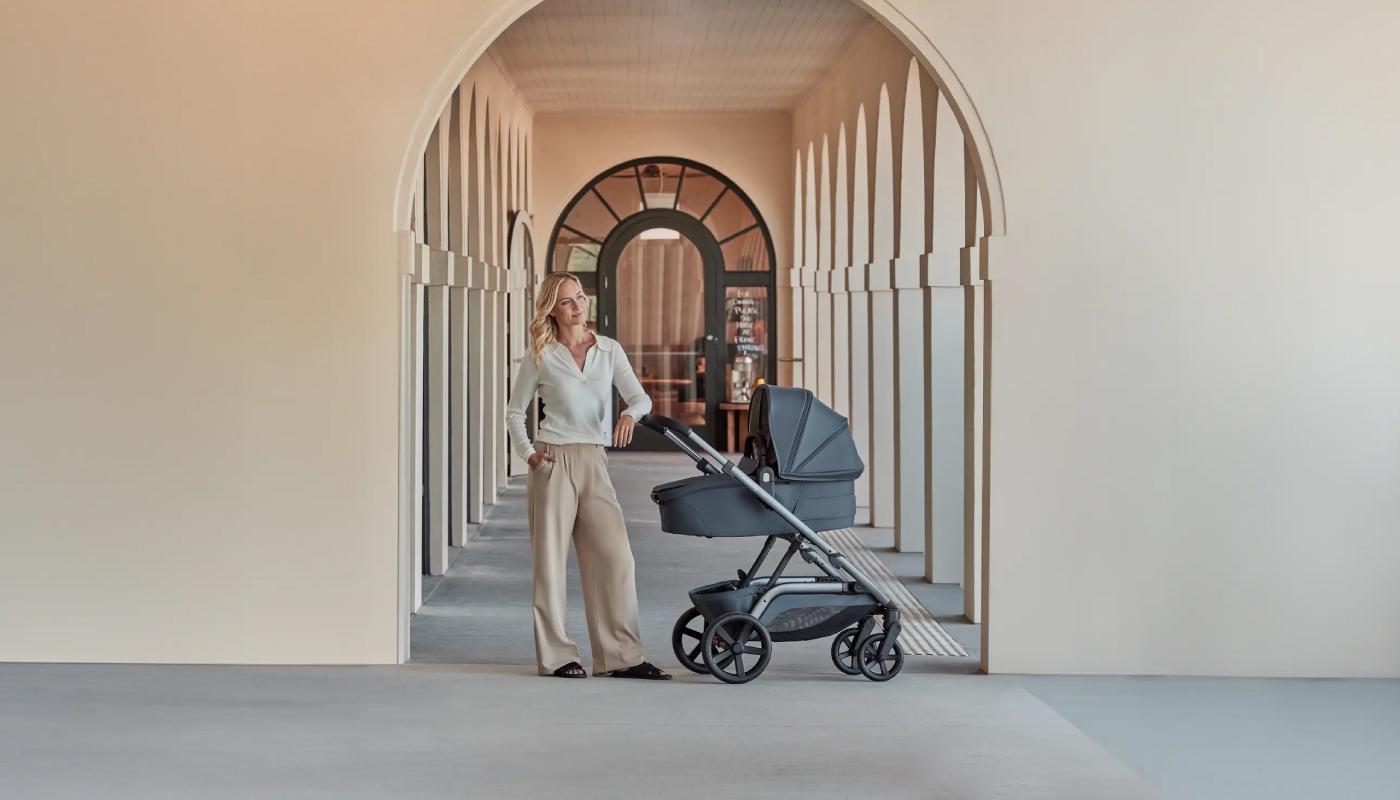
[{"x1": 505, "y1": 333, "x2": 653, "y2": 462}]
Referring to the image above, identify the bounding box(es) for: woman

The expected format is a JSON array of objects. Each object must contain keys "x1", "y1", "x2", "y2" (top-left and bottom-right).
[{"x1": 504, "y1": 272, "x2": 672, "y2": 680}]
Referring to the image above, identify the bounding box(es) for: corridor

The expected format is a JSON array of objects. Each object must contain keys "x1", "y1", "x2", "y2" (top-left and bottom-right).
[{"x1": 410, "y1": 450, "x2": 979, "y2": 671}]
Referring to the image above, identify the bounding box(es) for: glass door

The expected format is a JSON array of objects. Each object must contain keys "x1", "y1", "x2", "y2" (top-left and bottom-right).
[
  {"x1": 596, "y1": 212, "x2": 722, "y2": 451},
  {"x1": 608, "y1": 227, "x2": 720, "y2": 449}
]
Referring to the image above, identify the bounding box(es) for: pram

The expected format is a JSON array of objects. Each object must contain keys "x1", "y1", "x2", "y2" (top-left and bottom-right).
[{"x1": 639, "y1": 385, "x2": 904, "y2": 683}]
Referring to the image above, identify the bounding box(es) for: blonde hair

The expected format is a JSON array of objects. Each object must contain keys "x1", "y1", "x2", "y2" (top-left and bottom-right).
[{"x1": 529, "y1": 272, "x2": 587, "y2": 363}]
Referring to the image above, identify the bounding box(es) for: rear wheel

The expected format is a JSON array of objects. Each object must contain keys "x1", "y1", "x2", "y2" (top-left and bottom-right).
[
  {"x1": 670, "y1": 608, "x2": 709, "y2": 674},
  {"x1": 830, "y1": 628, "x2": 861, "y2": 675},
  {"x1": 857, "y1": 633, "x2": 904, "y2": 682},
  {"x1": 701, "y1": 612, "x2": 772, "y2": 684}
]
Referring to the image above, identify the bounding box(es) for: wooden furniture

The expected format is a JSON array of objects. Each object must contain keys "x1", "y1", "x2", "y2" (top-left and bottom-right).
[{"x1": 719, "y1": 402, "x2": 750, "y2": 453}]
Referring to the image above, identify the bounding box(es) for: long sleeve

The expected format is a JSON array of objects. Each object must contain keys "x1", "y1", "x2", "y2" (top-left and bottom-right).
[
  {"x1": 612, "y1": 346, "x2": 652, "y2": 421},
  {"x1": 505, "y1": 353, "x2": 541, "y2": 463}
]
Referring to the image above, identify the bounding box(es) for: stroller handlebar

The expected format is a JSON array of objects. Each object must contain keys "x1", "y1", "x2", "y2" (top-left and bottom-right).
[
  {"x1": 638, "y1": 414, "x2": 722, "y2": 475},
  {"x1": 638, "y1": 413, "x2": 693, "y2": 438}
]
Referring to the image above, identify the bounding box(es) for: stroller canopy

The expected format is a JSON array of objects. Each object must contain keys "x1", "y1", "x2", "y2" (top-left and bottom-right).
[{"x1": 748, "y1": 385, "x2": 864, "y2": 482}]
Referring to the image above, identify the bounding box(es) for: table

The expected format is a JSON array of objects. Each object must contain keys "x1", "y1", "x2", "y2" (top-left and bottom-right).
[{"x1": 719, "y1": 402, "x2": 750, "y2": 453}]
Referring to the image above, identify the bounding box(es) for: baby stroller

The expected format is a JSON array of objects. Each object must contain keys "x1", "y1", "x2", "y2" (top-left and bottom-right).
[{"x1": 639, "y1": 385, "x2": 904, "y2": 684}]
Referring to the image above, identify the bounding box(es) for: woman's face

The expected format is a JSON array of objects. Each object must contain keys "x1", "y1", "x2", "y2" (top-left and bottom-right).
[{"x1": 550, "y1": 280, "x2": 588, "y2": 327}]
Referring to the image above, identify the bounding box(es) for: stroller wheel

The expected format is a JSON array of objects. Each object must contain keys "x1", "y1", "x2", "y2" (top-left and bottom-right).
[
  {"x1": 671, "y1": 608, "x2": 711, "y2": 674},
  {"x1": 701, "y1": 612, "x2": 772, "y2": 684},
  {"x1": 857, "y1": 633, "x2": 904, "y2": 682},
  {"x1": 830, "y1": 628, "x2": 862, "y2": 675}
]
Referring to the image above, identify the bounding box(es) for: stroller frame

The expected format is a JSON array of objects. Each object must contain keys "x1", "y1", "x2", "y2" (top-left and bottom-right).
[{"x1": 641, "y1": 413, "x2": 904, "y2": 682}]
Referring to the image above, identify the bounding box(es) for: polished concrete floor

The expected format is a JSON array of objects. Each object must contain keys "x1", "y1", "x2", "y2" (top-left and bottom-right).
[{"x1": 3, "y1": 452, "x2": 1397, "y2": 798}]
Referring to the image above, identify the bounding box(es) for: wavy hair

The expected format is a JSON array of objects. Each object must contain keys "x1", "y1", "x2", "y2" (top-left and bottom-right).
[{"x1": 529, "y1": 272, "x2": 587, "y2": 363}]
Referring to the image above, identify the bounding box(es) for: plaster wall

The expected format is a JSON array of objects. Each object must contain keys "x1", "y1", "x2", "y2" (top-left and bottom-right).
[{"x1": 2, "y1": 0, "x2": 1397, "y2": 675}]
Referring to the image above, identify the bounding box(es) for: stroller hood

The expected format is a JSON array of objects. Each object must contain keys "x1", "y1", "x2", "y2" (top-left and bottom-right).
[{"x1": 749, "y1": 385, "x2": 864, "y2": 482}]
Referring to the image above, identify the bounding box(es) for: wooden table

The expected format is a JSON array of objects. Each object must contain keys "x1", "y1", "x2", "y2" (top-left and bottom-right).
[{"x1": 719, "y1": 402, "x2": 750, "y2": 453}]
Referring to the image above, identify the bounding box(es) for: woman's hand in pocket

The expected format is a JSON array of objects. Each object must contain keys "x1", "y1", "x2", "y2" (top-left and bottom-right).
[{"x1": 528, "y1": 451, "x2": 555, "y2": 471}]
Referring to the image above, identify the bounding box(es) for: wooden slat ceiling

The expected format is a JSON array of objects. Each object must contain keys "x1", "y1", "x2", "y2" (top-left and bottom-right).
[{"x1": 489, "y1": 0, "x2": 875, "y2": 112}]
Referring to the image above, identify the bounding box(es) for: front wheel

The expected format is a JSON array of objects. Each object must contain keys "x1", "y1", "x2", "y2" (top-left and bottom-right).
[
  {"x1": 830, "y1": 628, "x2": 862, "y2": 675},
  {"x1": 701, "y1": 612, "x2": 772, "y2": 684},
  {"x1": 670, "y1": 608, "x2": 709, "y2": 674},
  {"x1": 857, "y1": 633, "x2": 904, "y2": 682}
]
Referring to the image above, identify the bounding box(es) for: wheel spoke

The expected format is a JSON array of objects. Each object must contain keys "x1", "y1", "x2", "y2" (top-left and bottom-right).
[
  {"x1": 717, "y1": 627, "x2": 735, "y2": 646},
  {"x1": 733, "y1": 653, "x2": 746, "y2": 677},
  {"x1": 744, "y1": 646, "x2": 765, "y2": 656},
  {"x1": 715, "y1": 652, "x2": 735, "y2": 670},
  {"x1": 680, "y1": 628, "x2": 700, "y2": 641},
  {"x1": 687, "y1": 644, "x2": 702, "y2": 661}
]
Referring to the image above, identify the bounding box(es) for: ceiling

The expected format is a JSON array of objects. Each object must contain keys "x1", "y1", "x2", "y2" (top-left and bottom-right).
[{"x1": 488, "y1": 0, "x2": 875, "y2": 113}]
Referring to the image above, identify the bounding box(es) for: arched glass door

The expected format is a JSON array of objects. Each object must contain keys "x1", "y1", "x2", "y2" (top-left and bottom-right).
[
  {"x1": 600, "y1": 215, "x2": 724, "y2": 449},
  {"x1": 549, "y1": 157, "x2": 777, "y2": 451}
]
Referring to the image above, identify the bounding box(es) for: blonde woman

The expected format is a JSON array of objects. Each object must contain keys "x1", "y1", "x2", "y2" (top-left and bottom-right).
[{"x1": 504, "y1": 272, "x2": 672, "y2": 680}]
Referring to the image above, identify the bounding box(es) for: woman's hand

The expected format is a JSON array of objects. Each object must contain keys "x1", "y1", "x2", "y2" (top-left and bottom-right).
[
  {"x1": 528, "y1": 451, "x2": 555, "y2": 471},
  {"x1": 612, "y1": 415, "x2": 637, "y2": 448}
]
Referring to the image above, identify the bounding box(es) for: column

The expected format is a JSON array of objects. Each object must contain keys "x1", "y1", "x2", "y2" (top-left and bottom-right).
[
  {"x1": 867, "y1": 85, "x2": 896, "y2": 529},
  {"x1": 421, "y1": 247, "x2": 450, "y2": 575},
  {"x1": 816, "y1": 136, "x2": 833, "y2": 407},
  {"x1": 926, "y1": 84, "x2": 968, "y2": 582},
  {"x1": 832, "y1": 124, "x2": 851, "y2": 422},
  {"x1": 465, "y1": 258, "x2": 488, "y2": 523},
  {"x1": 848, "y1": 105, "x2": 872, "y2": 510},
  {"x1": 449, "y1": 255, "x2": 471, "y2": 546}
]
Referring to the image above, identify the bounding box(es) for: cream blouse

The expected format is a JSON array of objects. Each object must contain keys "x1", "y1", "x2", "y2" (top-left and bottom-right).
[{"x1": 505, "y1": 334, "x2": 653, "y2": 462}]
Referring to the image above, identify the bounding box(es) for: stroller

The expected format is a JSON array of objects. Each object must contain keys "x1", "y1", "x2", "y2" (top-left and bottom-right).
[{"x1": 639, "y1": 385, "x2": 904, "y2": 683}]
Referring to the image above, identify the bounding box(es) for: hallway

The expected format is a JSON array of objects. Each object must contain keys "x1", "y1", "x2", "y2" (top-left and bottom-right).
[{"x1": 410, "y1": 451, "x2": 979, "y2": 671}]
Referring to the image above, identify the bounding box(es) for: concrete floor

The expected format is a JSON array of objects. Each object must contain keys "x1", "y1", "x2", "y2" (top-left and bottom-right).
[
  {"x1": 3, "y1": 452, "x2": 1396, "y2": 798},
  {"x1": 412, "y1": 451, "x2": 980, "y2": 672}
]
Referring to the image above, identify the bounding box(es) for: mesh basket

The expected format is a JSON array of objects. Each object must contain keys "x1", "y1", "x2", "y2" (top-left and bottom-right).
[
  {"x1": 688, "y1": 580, "x2": 762, "y2": 623},
  {"x1": 759, "y1": 595, "x2": 879, "y2": 642}
]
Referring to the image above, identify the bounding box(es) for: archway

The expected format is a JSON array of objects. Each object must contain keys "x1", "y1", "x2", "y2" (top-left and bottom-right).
[
  {"x1": 548, "y1": 157, "x2": 779, "y2": 451},
  {"x1": 395, "y1": 0, "x2": 1005, "y2": 672}
]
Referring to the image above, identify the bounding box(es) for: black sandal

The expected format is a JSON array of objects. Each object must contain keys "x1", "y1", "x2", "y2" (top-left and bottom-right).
[
  {"x1": 552, "y1": 661, "x2": 587, "y2": 679},
  {"x1": 608, "y1": 661, "x2": 672, "y2": 680}
]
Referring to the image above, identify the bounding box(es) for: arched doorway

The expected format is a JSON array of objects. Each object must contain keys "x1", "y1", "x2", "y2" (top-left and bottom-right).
[
  {"x1": 547, "y1": 157, "x2": 777, "y2": 451},
  {"x1": 395, "y1": 0, "x2": 1006, "y2": 671}
]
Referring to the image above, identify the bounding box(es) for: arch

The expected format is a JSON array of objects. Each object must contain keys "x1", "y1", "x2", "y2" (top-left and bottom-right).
[
  {"x1": 594, "y1": 209, "x2": 725, "y2": 344},
  {"x1": 546, "y1": 156, "x2": 777, "y2": 282},
  {"x1": 792, "y1": 150, "x2": 804, "y2": 269},
  {"x1": 852, "y1": 104, "x2": 870, "y2": 267},
  {"x1": 835, "y1": 124, "x2": 850, "y2": 272},
  {"x1": 465, "y1": 85, "x2": 480, "y2": 260},
  {"x1": 899, "y1": 58, "x2": 925, "y2": 259},
  {"x1": 393, "y1": 0, "x2": 1006, "y2": 244},
  {"x1": 872, "y1": 84, "x2": 895, "y2": 261},
  {"x1": 392, "y1": 0, "x2": 1006, "y2": 672},
  {"x1": 819, "y1": 136, "x2": 832, "y2": 271},
  {"x1": 804, "y1": 142, "x2": 817, "y2": 269}
]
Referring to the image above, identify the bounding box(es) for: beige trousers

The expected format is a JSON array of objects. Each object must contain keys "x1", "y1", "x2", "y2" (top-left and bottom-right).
[{"x1": 528, "y1": 442, "x2": 646, "y2": 675}]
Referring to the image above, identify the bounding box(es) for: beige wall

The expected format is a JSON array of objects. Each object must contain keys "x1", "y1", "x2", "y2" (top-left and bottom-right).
[
  {"x1": 530, "y1": 112, "x2": 792, "y2": 280},
  {"x1": 2, "y1": 0, "x2": 1398, "y2": 675},
  {"x1": 906, "y1": 0, "x2": 1400, "y2": 676}
]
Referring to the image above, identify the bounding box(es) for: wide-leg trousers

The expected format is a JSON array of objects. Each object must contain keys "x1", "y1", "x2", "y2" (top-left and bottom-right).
[{"x1": 528, "y1": 441, "x2": 646, "y2": 675}]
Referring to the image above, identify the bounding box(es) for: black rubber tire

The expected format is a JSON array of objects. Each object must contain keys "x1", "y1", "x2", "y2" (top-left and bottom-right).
[
  {"x1": 857, "y1": 633, "x2": 904, "y2": 682},
  {"x1": 701, "y1": 612, "x2": 772, "y2": 684},
  {"x1": 670, "y1": 608, "x2": 710, "y2": 674},
  {"x1": 830, "y1": 628, "x2": 862, "y2": 675}
]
